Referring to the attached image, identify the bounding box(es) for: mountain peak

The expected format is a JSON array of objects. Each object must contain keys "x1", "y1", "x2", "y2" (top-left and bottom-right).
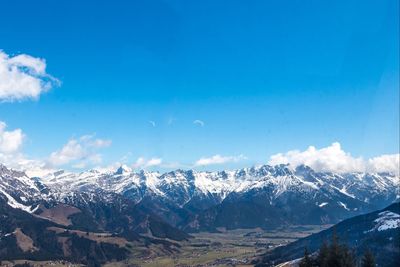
[
  {"x1": 115, "y1": 164, "x2": 132, "y2": 175},
  {"x1": 0, "y1": 164, "x2": 27, "y2": 178}
]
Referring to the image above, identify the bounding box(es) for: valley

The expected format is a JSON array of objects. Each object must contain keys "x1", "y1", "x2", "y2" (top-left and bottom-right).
[
  {"x1": 104, "y1": 226, "x2": 329, "y2": 267},
  {"x1": 1, "y1": 225, "x2": 330, "y2": 267}
]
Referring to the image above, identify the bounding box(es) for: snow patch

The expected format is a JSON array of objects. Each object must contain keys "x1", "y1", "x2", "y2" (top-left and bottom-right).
[
  {"x1": 0, "y1": 186, "x2": 34, "y2": 213},
  {"x1": 331, "y1": 185, "x2": 355, "y2": 198},
  {"x1": 318, "y1": 202, "x2": 328, "y2": 207},
  {"x1": 338, "y1": 201, "x2": 350, "y2": 210},
  {"x1": 368, "y1": 211, "x2": 400, "y2": 232}
]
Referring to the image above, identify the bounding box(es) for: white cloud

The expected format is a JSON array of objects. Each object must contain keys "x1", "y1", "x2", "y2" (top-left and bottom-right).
[
  {"x1": 132, "y1": 157, "x2": 163, "y2": 169},
  {"x1": 367, "y1": 154, "x2": 400, "y2": 174},
  {"x1": 0, "y1": 50, "x2": 59, "y2": 101},
  {"x1": 2, "y1": 120, "x2": 397, "y2": 177},
  {"x1": 0, "y1": 121, "x2": 50, "y2": 176},
  {"x1": 268, "y1": 142, "x2": 399, "y2": 174},
  {"x1": 149, "y1": 121, "x2": 156, "y2": 127},
  {"x1": 193, "y1": 120, "x2": 205, "y2": 127},
  {"x1": 0, "y1": 122, "x2": 112, "y2": 174},
  {"x1": 0, "y1": 153, "x2": 50, "y2": 177},
  {"x1": 195, "y1": 154, "x2": 246, "y2": 166},
  {"x1": 48, "y1": 135, "x2": 111, "y2": 167},
  {"x1": 0, "y1": 121, "x2": 24, "y2": 154}
]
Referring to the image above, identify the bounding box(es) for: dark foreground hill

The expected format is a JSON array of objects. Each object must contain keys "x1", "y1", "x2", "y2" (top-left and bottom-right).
[{"x1": 255, "y1": 202, "x2": 400, "y2": 267}]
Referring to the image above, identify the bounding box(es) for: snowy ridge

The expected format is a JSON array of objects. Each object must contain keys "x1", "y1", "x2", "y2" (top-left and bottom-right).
[
  {"x1": 0, "y1": 164, "x2": 45, "y2": 212},
  {"x1": 0, "y1": 185, "x2": 38, "y2": 213},
  {"x1": 37, "y1": 164, "x2": 400, "y2": 215},
  {"x1": 40, "y1": 165, "x2": 324, "y2": 203},
  {"x1": 1, "y1": 163, "x2": 399, "y2": 216}
]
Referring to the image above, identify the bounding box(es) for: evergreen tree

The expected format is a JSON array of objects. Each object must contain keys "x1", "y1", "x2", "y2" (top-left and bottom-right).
[
  {"x1": 327, "y1": 230, "x2": 342, "y2": 267},
  {"x1": 361, "y1": 249, "x2": 375, "y2": 267},
  {"x1": 338, "y1": 245, "x2": 355, "y2": 267},
  {"x1": 317, "y1": 240, "x2": 329, "y2": 267},
  {"x1": 299, "y1": 247, "x2": 313, "y2": 267},
  {"x1": 316, "y1": 230, "x2": 356, "y2": 267}
]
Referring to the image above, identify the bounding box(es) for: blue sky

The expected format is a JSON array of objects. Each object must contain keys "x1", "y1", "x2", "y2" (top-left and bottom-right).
[{"x1": 0, "y1": 0, "x2": 399, "y2": 173}]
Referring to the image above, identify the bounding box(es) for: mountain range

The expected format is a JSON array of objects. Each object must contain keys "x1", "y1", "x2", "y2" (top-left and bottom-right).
[{"x1": 1, "y1": 163, "x2": 399, "y2": 231}]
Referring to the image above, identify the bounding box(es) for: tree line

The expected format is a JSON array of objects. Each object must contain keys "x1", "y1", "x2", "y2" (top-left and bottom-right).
[{"x1": 299, "y1": 231, "x2": 375, "y2": 267}]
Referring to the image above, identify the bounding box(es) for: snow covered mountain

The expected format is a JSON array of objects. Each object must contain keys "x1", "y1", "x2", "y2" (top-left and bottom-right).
[
  {"x1": 0, "y1": 164, "x2": 49, "y2": 213},
  {"x1": 0, "y1": 163, "x2": 190, "y2": 243},
  {"x1": 38, "y1": 164, "x2": 399, "y2": 205},
  {"x1": 1, "y1": 163, "x2": 399, "y2": 232}
]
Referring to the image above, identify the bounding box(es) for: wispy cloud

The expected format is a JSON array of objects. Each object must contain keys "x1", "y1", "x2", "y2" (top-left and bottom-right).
[
  {"x1": 0, "y1": 50, "x2": 59, "y2": 101},
  {"x1": 132, "y1": 157, "x2": 163, "y2": 169},
  {"x1": 167, "y1": 117, "x2": 176, "y2": 125},
  {"x1": 195, "y1": 154, "x2": 247, "y2": 166},
  {"x1": 149, "y1": 120, "x2": 156, "y2": 127},
  {"x1": 160, "y1": 161, "x2": 187, "y2": 169},
  {"x1": 269, "y1": 142, "x2": 400, "y2": 174},
  {"x1": 193, "y1": 119, "x2": 205, "y2": 127}
]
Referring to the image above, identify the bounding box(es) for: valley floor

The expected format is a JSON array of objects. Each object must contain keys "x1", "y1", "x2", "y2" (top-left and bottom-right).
[
  {"x1": 1, "y1": 225, "x2": 330, "y2": 267},
  {"x1": 104, "y1": 225, "x2": 330, "y2": 267}
]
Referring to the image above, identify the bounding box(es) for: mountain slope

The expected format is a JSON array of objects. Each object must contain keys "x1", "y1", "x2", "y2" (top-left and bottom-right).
[
  {"x1": 255, "y1": 202, "x2": 400, "y2": 267},
  {"x1": 0, "y1": 197, "x2": 129, "y2": 266}
]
